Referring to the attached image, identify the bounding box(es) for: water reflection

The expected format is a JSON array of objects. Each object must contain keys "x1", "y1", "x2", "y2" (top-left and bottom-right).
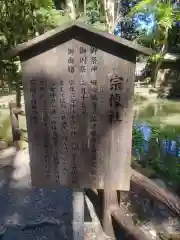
[
  {"x1": 134, "y1": 122, "x2": 180, "y2": 157},
  {"x1": 133, "y1": 99, "x2": 180, "y2": 185}
]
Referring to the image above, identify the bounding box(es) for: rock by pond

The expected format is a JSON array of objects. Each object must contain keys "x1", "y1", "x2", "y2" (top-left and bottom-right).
[{"x1": 0, "y1": 141, "x2": 8, "y2": 151}]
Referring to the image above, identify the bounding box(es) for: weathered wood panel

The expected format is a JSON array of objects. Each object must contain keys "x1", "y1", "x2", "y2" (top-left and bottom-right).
[{"x1": 21, "y1": 39, "x2": 135, "y2": 191}]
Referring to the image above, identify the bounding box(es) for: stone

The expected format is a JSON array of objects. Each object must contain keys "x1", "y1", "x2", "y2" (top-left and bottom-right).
[
  {"x1": 139, "y1": 221, "x2": 157, "y2": 239},
  {"x1": 0, "y1": 147, "x2": 16, "y2": 167},
  {"x1": 162, "y1": 217, "x2": 180, "y2": 235},
  {"x1": 0, "y1": 140, "x2": 8, "y2": 150},
  {"x1": 11, "y1": 149, "x2": 31, "y2": 189}
]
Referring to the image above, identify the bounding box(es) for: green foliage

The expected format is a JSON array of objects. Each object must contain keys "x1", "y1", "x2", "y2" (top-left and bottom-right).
[
  {"x1": 130, "y1": 0, "x2": 180, "y2": 85},
  {"x1": 133, "y1": 94, "x2": 148, "y2": 104},
  {"x1": 132, "y1": 123, "x2": 180, "y2": 186},
  {"x1": 32, "y1": 0, "x2": 55, "y2": 9},
  {"x1": 0, "y1": 0, "x2": 67, "y2": 105},
  {"x1": 0, "y1": 113, "x2": 11, "y2": 142},
  {"x1": 130, "y1": 0, "x2": 180, "y2": 50},
  {"x1": 132, "y1": 126, "x2": 144, "y2": 154},
  {"x1": 149, "y1": 53, "x2": 162, "y2": 62},
  {"x1": 86, "y1": 0, "x2": 101, "y2": 24},
  {"x1": 130, "y1": 0, "x2": 180, "y2": 28}
]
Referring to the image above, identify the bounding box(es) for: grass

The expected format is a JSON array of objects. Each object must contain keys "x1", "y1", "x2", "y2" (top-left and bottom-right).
[
  {"x1": 133, "y1": 94, "x2": 148, "y2": 104},
  {"x1": 0, "y1": 91, "x2": 16, "y2": 97},
  {"x1": 54, "y1": 13, "x2": 72, "y2": 26},
  {"x1": 0, "y1": 116, "x2": 11, "y2": 140}
]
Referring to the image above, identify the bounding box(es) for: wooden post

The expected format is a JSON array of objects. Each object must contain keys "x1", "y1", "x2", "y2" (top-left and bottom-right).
[
  {"x1": 73, "y1": 189, "x2": 84, "y2": 239},
  {"x1": 103, "y1": 189, "x2": 117, "y2": 239},
  {"x1": 9, "y1": 101, "x2": 21, "y2": 150}
]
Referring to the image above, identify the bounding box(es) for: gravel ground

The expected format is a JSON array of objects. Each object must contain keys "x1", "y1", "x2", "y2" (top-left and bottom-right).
[
  {"x1": 0, "y1": 148, "x2": 80, "y2": 239},
  {"x1": 0, "y1": 148, "x2": 113, "y2": 240}
]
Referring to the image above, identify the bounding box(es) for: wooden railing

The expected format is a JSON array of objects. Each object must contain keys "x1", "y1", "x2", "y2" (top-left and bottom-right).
[
  {"x1": 9, "y1": 101, "x2": 25, "y2": 150},
  {"x1": 86, "y1": 169, "x2": 180, "y2": 239}
]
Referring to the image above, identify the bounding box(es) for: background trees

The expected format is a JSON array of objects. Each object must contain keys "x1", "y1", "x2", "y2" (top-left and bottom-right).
[
  {"x1": 0, "y1": 0, "x2": 180, "y2": 104},
  {"x1": 129, "y1": 0, "x2": 180, "y2": 86},
  {"x1": 0, "y1": 0, "x2": 68, "y2": 106}
]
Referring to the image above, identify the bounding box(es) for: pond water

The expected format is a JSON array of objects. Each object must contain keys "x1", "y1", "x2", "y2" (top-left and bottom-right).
[{"x1": 133, "y1": 98, "x2": 180, "y2": 186}]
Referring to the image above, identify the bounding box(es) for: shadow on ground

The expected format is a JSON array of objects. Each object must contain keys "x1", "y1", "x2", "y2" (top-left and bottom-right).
[{"x1": 0, "y1": 148, "x2": 75, "y2": 240}]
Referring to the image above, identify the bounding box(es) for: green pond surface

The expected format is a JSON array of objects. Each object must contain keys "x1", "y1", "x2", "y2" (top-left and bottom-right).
[{"x1": 134, "y1": 98, "x2": 180, "y2": 187}]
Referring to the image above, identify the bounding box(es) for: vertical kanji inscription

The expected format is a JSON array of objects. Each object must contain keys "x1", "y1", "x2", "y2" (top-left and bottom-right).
[
  {"x1": 89, "y1": 47, "x2": 98, "y2": 183},
  {"x1": 69, "y1": 79, "x2": 78, "y2": 184},
  {"x1": 29, "y1": 79, "x2": 38, "y2": 125},
  {"x1": 59, "y1": 77, "x2": 69, "y2": 184},
  {"x1": 38, "y1": 78, "x2": 50, "y2": 178},
  {"x1": 22, "y1": 38, "x2": 135, "y2": 190},
  {"x1": 48, "y1": 81, "x2": 59, "y2": 182}
]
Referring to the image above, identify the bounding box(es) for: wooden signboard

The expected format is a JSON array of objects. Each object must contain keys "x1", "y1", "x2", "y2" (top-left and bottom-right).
[
  {"x1": 8, "y1": 23, "x2": 153, "y2": 240},
  {"x1": 9, "y1": 23, "x2": 153, "y2": 191}
]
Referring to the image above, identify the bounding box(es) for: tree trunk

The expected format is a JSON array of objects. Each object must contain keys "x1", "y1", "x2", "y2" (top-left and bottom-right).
[
  {"x1": 114, "y1": 0, "x2": 123, "y2": 29},
  {"x1": 103, "y1": 0, "x2": 115, "y2": 33},
  {"x1": 66, "y1": 0, "x2": 76, "y2": 20},
  {"x1": 152, "y1": 60, "x2": 163, "y2": 88},
  {"x1": 152, "y1": 28, "x2": 169, "y2": 88},
  {"x1": 16, "y1": 77, "x2": 21, "y2": 108},
  {"x1": 84, "y1": 0, "x2": 86, "y2": 17},
  {"x1": 76, "y1": 0, "x2": 80, "y2": 17}
]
